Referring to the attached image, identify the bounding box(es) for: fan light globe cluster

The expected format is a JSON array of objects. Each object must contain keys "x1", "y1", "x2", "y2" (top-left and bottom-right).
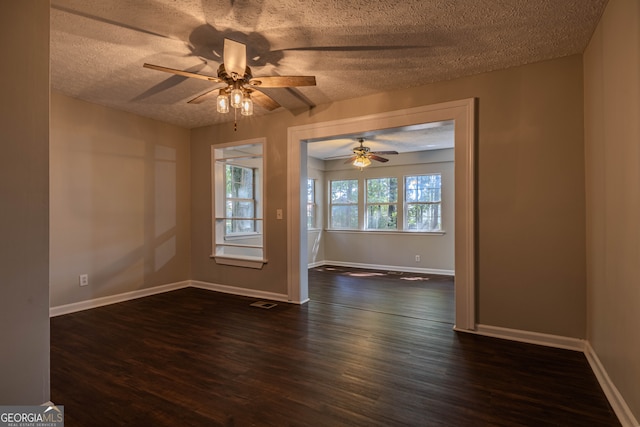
[{"x1": 217, "y1": 86, "x2": 253, "y2": 116}]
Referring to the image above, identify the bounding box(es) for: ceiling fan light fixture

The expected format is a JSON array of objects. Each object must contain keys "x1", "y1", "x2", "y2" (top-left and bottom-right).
[
  {"x1": 241, "y1": 94, "x2": 253, "y2": 116},
  {"x1": 217, "y1": 90, "x2": 230, "y2": 114},
  {"x1": 230, "y1": 87, "x2": 243, "y2": 109},
  {"x1": 353, "y1": 156, "x2": 371, "y2": 168}
]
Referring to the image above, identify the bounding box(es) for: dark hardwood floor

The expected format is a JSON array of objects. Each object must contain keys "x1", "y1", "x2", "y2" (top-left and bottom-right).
[{"x1": 51, "y1": 266, "x2": 620, "y2": 426}]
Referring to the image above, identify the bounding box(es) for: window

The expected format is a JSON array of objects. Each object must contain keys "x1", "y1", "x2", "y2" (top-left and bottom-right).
[
  {"x1": 366, "y1": 177, "x2": 398, "y2": 230},
  {"x1": 225, "y1": 165, "x2": 256, "y2": 234},
  {"x1": 405, "y1": 174, "x2": 442, "y2": 231},
  {"x1": 307, "y1": 178, "x2": 317, "y2": 228},
  {"x1": 212, "y1": 139, "x2": 264, "y2": 267},
  {"x1": 330, "y1": 179, "x2": 358, "y2": 229}
]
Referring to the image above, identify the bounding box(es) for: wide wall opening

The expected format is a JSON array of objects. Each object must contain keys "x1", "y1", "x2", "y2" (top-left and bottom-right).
[{"x1": 287, "y1": 99, "x2": 476, "y2": 331}]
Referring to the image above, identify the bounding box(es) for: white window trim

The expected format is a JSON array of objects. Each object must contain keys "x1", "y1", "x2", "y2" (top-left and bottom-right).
[
  {"x1": 365, "y1": 177, "x2": 399, "y2": 231},
  {"x1": 404, "y1": 173, "x2": 443, "y2": 232},
  {"x1": 211, "y1": 138, "x2": 267, "y2": 269},
  {"x1": 328, "y1": 179, "x2": 359, "y2": 230}
]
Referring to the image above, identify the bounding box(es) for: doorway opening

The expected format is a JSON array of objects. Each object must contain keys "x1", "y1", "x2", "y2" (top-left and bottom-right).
[{"x1": 287, "y1": 99, "x2": 476, "y2": 331}]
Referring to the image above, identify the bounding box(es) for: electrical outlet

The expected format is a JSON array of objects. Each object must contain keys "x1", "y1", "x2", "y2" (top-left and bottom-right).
[
  {"x1": 415, "y1": 255, "x2": 421, "y2": 262},
  {"x1": 79, "y1": 274, "x2": 89, "y2": 287}
]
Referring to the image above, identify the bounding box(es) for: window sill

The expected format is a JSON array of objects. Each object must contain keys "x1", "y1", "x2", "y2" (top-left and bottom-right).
[
  {"x1": 211, "y1": 255, "x2": 267, "y2": 269},
  {"x1": 325, "y1": 229, "x2": 446, "y2": 236},
  {"x1": 224, "y1": 232, "x2": 262, "y2": 241}
]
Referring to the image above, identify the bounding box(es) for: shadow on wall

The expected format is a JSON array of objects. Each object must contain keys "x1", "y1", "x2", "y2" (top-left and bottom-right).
[{"x1": 49, "y1": 131, "x2": 185, "y2": 307}]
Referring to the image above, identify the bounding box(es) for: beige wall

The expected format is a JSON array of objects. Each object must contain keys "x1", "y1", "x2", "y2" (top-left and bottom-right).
[
  {"x1": 584, "y1": 0, "x2": 640, "y2": 420},
  {"x1": 191, "y1": 54, "x2": 586, "y2": 338},
  {"x1": 0, "y1": 2, "x2": 50, "y2": 404},
  {"x1": 50, "y1": 92, "x2": 191, "y2": 307}
]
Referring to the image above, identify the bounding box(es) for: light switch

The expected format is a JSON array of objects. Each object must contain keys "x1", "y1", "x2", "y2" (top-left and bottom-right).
[{"x1": 276, "y1": 209, "x2": 283, "y2": 220}]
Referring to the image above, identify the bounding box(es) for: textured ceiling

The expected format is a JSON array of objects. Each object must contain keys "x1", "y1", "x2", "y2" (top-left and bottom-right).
[{"x1": 50, "y1": 0, "x2": 607, "y2": 130}]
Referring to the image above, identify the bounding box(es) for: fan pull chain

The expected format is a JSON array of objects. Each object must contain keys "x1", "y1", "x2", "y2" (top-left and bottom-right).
[{"x1": 234, "y1": 108, "x2": 238, "y2": 131}]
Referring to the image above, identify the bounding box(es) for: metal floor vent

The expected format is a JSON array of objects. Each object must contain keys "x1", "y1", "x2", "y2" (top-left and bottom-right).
[{"x1": 250, "y1": 301, "x2": 278, "y2": 309}]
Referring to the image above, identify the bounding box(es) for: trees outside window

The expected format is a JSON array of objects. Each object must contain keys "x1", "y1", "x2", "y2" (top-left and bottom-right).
[
  {"x1": 307, "y1": 178, "x2": 317, "y2": 228},
  {"x1": 212, "y1": 139, "x2": 264, "y2": 265},
  {"x1": 225, "y1": 165, "x2": 255, "y2": 234},
  {"x1": 366, "y1": 177, "x2": 398, "y2": 230},
  {"x1": 330, "y1": 179, "x2": 358, "y2": 229},
  {"x1": 405, "y1": 174, "x2": 442, "y2": 231}
]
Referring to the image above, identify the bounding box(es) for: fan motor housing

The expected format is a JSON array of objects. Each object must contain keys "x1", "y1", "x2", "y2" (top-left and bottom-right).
[{"x1": 217, "y1": 64, "x2": 252, "y2": 84}]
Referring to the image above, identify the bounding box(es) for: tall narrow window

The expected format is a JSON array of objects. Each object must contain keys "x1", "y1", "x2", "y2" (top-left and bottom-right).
[
  {"x1": 226, "y1": 164, "x2": 256, "y2": 234},
  {"x1": 212, "y1": 139, "x2": 265, "y2": 267},
  {"x1": 307, "y1": 178, "x2": 317, "y2": 229},
  {"x1": 366, "y1": 177, "x2": 398, "y2": 230},
  {"x1": 405, "y1": 174, "x2": 442, "y2": 231},
  {"x1": 329, "y1": 179, "x2": 358, "y2": 229}
]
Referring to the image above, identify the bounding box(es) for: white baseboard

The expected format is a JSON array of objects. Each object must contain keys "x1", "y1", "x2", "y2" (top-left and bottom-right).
[
  {"x1": 470, "y1": 324, "x2": 586, "y2": 351},
  {"x1": 316, "y1": 260, "x2": 455, "y2": 276},
  {"x1": 49, "y1": 281, "x2": 190, "y2": 317},
  {"x1": 50, "y1": 280, "x2": 294, "y2": 318},
  {"x1": 189, "y1": 280, "x2": 290, "y2": 303},
  {"x1": 584, "y1": 342, "x2": 639, "y2": 427}
]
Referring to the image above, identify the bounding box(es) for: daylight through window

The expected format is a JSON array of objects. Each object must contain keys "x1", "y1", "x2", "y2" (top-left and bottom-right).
[
  {"x1": 366, "y1": 177, "x2": 398, "y2": 230},
  {"x1": 330, "y1": 179, "x2": 358, "y2": 229},
  {"x1": 212, "y1": 139, "x2": 265, "y2": 267},
  {"x1": 405, "y1": 174, "x2": 442, "y2": 231}
]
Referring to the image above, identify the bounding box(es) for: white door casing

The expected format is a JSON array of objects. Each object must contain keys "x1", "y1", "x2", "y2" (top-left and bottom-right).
[{"x1": 287, "y1": 98, "x2": 476, "y2": 331}]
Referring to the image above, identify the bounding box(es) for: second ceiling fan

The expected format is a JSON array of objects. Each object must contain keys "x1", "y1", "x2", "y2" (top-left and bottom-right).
[
  {"x1": 345, "y1": 138, "x2": 398, "y2": 168},
  {"x1": 143, "y1": 38, "x2": 316, "y2": 118}
]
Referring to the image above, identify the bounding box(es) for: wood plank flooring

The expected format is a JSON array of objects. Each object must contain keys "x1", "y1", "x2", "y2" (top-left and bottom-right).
[{"x1": 50, "y1": 266, "x2": 620, "y2": 426}]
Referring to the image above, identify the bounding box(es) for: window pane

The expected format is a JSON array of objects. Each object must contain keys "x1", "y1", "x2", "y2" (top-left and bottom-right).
[
  {"x1": 331, "y1": 180, "x2": 358, "y2": 203},
  {"x1": 225, "y1": 218, "x2": 255, "y2": 234},
  {"x1": 331, "y1": 205, "x2": 358, "y2": 229},
  {"x1": 367, "y1": 178, "x2": 397, "y2": 203},
  {"x1": 367, "y1": 204, "x2": 397, "y2": 230},
  {"x1": 226, "y1": 165, "x2": 253, "y2": 198},
  {"x1": 405, "y1": 174, "x2": 440, "y2": 202},
  {"x1": 307, "y1": 204, "x2": 315, "y2": 228},
  {"x1": 307, "y1": 179, "x2": 315, "y2": 203},
  {"x1": 226, "y1": 200, "x2": 254, "y2": 219},
  {"x1": 407, "y1": 203, "x2": 441, "y2": 231}
]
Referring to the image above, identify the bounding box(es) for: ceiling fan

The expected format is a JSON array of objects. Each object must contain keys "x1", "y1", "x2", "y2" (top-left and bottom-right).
[
  {"x1": 346, "y1": 138, "x2": 398, "y2": 168},
  {"x1": 143, "y1": 38, "x2": 316, "y2": 127}
]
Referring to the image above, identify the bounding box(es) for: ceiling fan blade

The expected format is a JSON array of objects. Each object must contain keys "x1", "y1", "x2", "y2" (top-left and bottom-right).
[
  {"x1": 368, "y1": 154, "x2": 390, "y2": 163},
  {"x1": 248, "y1": 76, "x2": 316, "y2": 88},
  {"x1": 187, "y1": 88, "x2": 223, "y2": 104},
  {"x1": 273, "y1": 45, "x2": 429, "y2": 53},
  {"x1": 223, "y1": 38, "x2": 247, "y2": 77},
  {"x1": 343, "y1": 156, "x2": 357, "y2": 164},
  {"x1": 249, "y1": 89, "x2": 280, "y2": 111},
  {"x1": 370, "y1": 151, "x2": 399, "y2": 155},
  {"x1": 143, "y1": 63, "x2": 222, "y2": 83}
]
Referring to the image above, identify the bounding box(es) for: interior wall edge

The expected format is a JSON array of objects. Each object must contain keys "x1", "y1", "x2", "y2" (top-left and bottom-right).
[{"x1": 584, "y1": 342, "x2": 640, "y2": 427}]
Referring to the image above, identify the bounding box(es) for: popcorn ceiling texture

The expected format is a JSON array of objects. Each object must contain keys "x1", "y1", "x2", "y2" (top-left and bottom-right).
[{"x1": 50, "y1": 0, "x2": 607, "y2": 129}]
